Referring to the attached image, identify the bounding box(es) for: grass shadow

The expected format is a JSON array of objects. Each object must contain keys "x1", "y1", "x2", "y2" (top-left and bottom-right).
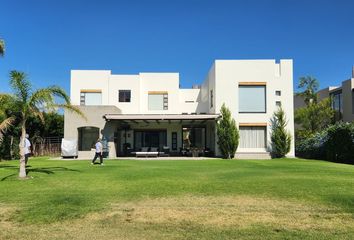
[
  {"x1": 27, "y1": 167, "x2": 81, "y2": 175},
  {"x1": 0, "y1": 166, "x2": 81, "y2": 181}
]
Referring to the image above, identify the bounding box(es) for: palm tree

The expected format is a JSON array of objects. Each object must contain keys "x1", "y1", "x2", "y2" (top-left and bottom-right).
[
  {"x1": 0, "y1": 38, "x2": 4, "y2": 56},
  {"x1": 0, "y1": 70, "x2": 84, "y2": 178},
  {"x1": 296, "y1": 76, "x2": 319, "y2": 105}
]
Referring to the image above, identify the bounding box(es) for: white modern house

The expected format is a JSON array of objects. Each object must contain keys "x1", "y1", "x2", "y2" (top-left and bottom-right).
[{"x1": 64, "y1": 59, "x2": 295, "y2": 158}]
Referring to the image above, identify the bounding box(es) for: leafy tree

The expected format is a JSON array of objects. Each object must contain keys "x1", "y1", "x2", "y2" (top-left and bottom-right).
[
  {"x1": 270, "y1": 107, "x2": 292, "y2": 158},
  {"x1": 0, "y1": 96, "x2": 15, "y2": 143},
  {"x1": 0, "y1": 37, "x2": 11, "y2": 142},
  {"x1": 295, "y1": 98, "x2": 334, "y2": 136},
  {"x1": 0, "y1": 70, "x2": 84, "y2": 178},
  {"x1": 296, "y1": 76, "x2": 319, "y2": 105},
  {"x1": 216, "y1": 103, "x2": 239, "y2": 159},
  {"x1": 0, "y1": 37, "x2": 4, "y2": 57}
]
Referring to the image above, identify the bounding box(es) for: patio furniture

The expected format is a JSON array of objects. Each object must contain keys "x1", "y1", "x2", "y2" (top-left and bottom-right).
[
  {"x1": 159, "y1": 146, "x2": 170, "y2": 157},
  {"x1": 135, "y1": 147, "x2": 159, "y2": 158}
]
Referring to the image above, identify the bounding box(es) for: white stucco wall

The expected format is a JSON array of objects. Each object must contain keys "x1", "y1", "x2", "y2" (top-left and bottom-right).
[
  {"x1": 108, "y1": 74, "x2": 140, "y2": 113},
  {"x1": 213, "y1": 59, "x2": 295, "y2": 157},
  {"x1": 70, "y1": 70, "x2": 111, "y2": 105}
]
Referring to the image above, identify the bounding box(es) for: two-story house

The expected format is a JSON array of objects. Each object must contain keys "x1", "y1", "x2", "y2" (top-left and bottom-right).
[{"x1": 64, "y1": 59, "x2": 295, "y2": 158}]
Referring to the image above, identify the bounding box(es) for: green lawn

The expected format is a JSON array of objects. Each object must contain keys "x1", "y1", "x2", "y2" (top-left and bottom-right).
[{"x1": 1, "y1": 157, "x2": 354, "y2": 239}]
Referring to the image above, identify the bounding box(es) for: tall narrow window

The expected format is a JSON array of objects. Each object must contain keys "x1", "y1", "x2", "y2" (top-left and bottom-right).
[
  {"x1": 80, "y1": 91, "x2": 102, "y2": 106},
  {"x1": 172, "y1": 132, "x2": 177, "y2": 150},
  {"x1": 148, "y1": 92, "x2": 168, "y2": 110},
  {"x1": 119, "y1": 90, "x2": 131, "y2": 102},
  {"x1": 239, "y1": 85, "x2": 266, "y2": 113},
  {"x1": 210, "y1": 89, "x2": 213, "y2": 108}
]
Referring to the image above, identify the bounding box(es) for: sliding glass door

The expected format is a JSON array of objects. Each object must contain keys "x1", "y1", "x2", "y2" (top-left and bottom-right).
[
  {"x1": 182, "y1": 126, "x2": 206, "y2": 149},
  {"x1": 134, "y1": 130, "x2": 167, "y2": 150}
]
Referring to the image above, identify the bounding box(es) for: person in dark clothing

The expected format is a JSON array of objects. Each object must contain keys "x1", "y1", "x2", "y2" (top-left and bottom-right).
[{"x1": 91, "y1": 138, "x2": 103, "y2": 165}]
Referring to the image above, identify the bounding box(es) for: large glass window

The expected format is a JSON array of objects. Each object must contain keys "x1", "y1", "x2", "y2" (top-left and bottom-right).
[
  {"x1": 134, "y1": 130, "x2": 167, "y2": 150},
  {"x1": 80, "y1": 92, "x2": 102, "y2": 106},
  {"x1": 239, "y1": 86, "x2": 266, "y2": 113},
  {"x1": 119, "y1": 90, "x2": 131, "y2": 102},
  {"x1": 148, "y1": 93, "x2": 168, "y2": 110},
  {"x1": 331, "y1": 91, "x2": 343, "y2": 121},
  {"x1": 239, "y1": 126, "x2": 266, "y2": 149}
]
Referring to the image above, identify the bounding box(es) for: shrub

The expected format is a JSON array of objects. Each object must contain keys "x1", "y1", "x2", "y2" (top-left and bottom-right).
[
  {"x1": 295, "y1": 131, "x2": 327, "y2": 160},
  {"x1": 270, "y1": 107, "x2": 292, "y2": 158},
  {"x1": 324, "y1": 122, "x2": 354, "y2": 164},
  {"x1": 295, "y1": 122, "x2": 354, "y2": 164},
  {"x1": 216, "y1": 104, "x2": 239, "y2": 159}
]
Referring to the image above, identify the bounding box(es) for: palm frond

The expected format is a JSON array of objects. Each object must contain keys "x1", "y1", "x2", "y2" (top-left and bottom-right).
[
  {"x1": 28, "y1": 88, "x2": 55, "y2": 112},
  {"x1": 0, "y1": 116, "x2": 15, "y2": 132},
  {"x1": 0, "y1": 116, "x2": 15, "y2": 142},
  {"x1": 30, "y1": 86, "x2": 86, "y2": 120},
  {"x1": 0, "y1": 38, "x2": 5, "y2": 57},
  {"x1": 9, "y1": 70, "x2": 31, "y2": 103},
  {"x1": 46, "y1": 86, "x2": 71, "y2": 103},
  {"x1": 29, "y1": 105, "x2": 45, "y2": 123},
  {"x1": 51, "y1": 104, "x2": 87, "y2": 121}
]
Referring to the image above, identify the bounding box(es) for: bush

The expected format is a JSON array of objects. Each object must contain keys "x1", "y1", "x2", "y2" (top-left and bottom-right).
[
  {"x1": 216, "y1": 104, "x2": 239, "y2": 159},
  {"x1": 324, "y1": 122, "x2": 354, "y2": 164},
  {"x1": 296, "y1": 122, "x2": 354, "y2": 164},
  {"x1": 295, "y1": 131, "x2": 327, "y2": 160},
  {"x1": 270, "y1": 107, "x2": 292, "y2": 158}
]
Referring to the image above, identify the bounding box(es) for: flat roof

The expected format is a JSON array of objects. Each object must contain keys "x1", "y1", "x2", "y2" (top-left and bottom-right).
[{"x1": 103, "y1": 114, "x2": 220, "y2": 121}]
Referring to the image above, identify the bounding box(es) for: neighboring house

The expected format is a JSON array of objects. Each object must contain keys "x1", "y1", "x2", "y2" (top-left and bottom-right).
[
  {"x1": 294, "y1": 67, "x2": 354, "y2": 122},
  {"x1": 64, "y1": 59, "x2": 295, "y2": 158}
]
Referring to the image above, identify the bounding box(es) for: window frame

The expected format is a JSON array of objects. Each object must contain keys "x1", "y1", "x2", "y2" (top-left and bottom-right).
[
  {"x1": 80, "y1": 90, "x2": 102, "y2": 106},
  {"x1": 238, "y1": 84, "x2": 267, "y2": 113},
  {"x1": 148, "y1": 91, "x2": 168, "y2": 111}
]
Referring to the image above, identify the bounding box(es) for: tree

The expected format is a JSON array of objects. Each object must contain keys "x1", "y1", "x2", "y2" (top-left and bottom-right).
[
  {"x1": 0, "y1": 38, "x2": 4, "y2": 57},
  {"x1": 216, "y1": 103, "x2": 239, "y2": 159},
  {"x1": 0, "y1": 70, "x2": 84, "y2": 178},
  {"x1": 296, "y1": 76, "x2": 319, "y2": 105},
  {"x1": 295, "y1": 98, "x2": 334, "y2": 136},
  {"x1": 0, "y1": 37, "x2": 10, "y2": 141},
  {"x1": 270, "y1": 107, "x2": 292, "y2": 158}
]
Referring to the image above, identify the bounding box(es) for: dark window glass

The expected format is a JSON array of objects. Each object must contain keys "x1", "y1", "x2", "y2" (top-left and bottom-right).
[
  {"x1": 210, "y1": 90, "x2": 213, "y2": 108},
  {"x1": 172, "y1": 132, "x2": 177, "y2": 150},
  {"x1": 119, "y1": 90, "x2": 131, "y2": 102}
]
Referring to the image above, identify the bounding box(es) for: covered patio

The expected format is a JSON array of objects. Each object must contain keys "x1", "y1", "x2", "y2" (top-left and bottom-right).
[{"x1": 103, "y1": 114, "x2": 220, "y2": 158}]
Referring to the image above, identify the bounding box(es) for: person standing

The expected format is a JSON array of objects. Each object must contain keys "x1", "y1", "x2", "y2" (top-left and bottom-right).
[
  {"x1": 24, "y1": 134, "x2": 31, "y2": 165},
  {"x1": 91, "y1": 138, "x2": 103, "y2": 165}
]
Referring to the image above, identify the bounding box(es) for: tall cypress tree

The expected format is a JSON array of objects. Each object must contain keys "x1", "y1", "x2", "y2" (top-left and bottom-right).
[
  {"x1": 216, "y1": 104, "x2": 239, "y2": 159},
  {"x1": 270, "y1": 107, "x2": 292, "y2": 158}
]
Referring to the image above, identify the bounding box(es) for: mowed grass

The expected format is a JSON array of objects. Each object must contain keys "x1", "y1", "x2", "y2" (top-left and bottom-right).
[{"x1": 1, "y1": 157, "x2": 354, "y2": 239}]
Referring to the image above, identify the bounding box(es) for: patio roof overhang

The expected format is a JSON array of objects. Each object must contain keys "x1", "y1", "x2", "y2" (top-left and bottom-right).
[{"x1": 103, "y1": 114, "x2": 221, "y2": 124}]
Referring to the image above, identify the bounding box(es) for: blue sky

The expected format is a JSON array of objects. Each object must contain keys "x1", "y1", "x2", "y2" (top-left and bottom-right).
[{"x1": 0, "y1": 0, "x2": 353, "y2": 94}]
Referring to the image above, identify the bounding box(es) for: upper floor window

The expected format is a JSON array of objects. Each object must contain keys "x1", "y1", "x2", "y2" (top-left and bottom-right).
[
  {"x1": 148, "y1": 92, "x2": 168, "y2": 110},
  {"x1": 80, "y1": 90, "x2": 102, "y2": 106},
  {"x1": 210, "y1": 89, "x2": 213, "y2": 108},
  {"x1": 275, "y1": 90, "x2": 281, "y2": 96},
  {"x1": 119, "y1": 90, "x2": 131, "y2": 102},
  {"x1": 239, "y1": 85, "x2": 266, "y2": 113}
]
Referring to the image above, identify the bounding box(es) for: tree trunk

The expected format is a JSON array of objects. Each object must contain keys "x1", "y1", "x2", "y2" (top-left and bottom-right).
[
  {"x1": 19, "y1": 123, "x2": 26, "y2": 178},
  {"x1": 10, "y1": 136, "x2": 13, "y2": 159}
]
